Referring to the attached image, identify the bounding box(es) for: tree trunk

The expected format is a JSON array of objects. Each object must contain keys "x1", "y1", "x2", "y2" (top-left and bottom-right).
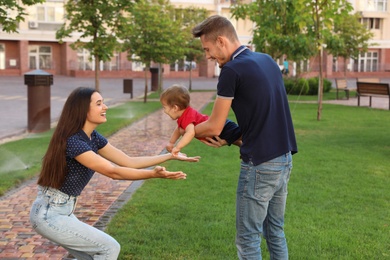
[
  {"x1": 144, "y1": 66, "x2": 148, "y2": 103},
  {"x1": 158, "y1": 63, "x2": 163, "y2": 92},
  {"x1": 94, "y1": 55, "x2": 100, "y2": 92},
  {"x1": 343, "y1": 56, "x2": 347, "y2": 78},
  {"x1": 317, "y1": 47, "x2": 324, "y2": 121},
  {"x1": 189, "y1": 65, "x2": 193, "y2": 91}
]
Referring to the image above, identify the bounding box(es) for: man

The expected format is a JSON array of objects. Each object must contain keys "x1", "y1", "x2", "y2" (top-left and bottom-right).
[{"x1": 192, "y1": 15, "x2": 297, "y2": 259}]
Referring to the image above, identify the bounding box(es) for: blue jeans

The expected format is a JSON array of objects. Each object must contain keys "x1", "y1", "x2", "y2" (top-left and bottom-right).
[
  {"x1": 30, "y1": 186, "x2": 120, "y2": 260},
  {"x1": 236, "y1": 152, "x2": 292, "y2": 260}
]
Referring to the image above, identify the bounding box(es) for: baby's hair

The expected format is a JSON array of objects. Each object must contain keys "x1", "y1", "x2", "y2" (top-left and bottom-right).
[{"x1": 160, "y1": 84, "x2": 190, "y2": 110}]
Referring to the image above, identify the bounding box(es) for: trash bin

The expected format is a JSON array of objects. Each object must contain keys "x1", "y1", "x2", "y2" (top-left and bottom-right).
[
  {"x1": 123, "y1": 79, "x2": 133, "y2": 99},
  {"x1": 24, "y1": 69, "x2": 53, "y2": 133},
  {"x1": 149, "y1": 68, "x2": 159, "y2": 91}
]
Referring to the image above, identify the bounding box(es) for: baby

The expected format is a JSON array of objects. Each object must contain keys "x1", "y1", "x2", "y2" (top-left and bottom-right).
[{"x1": 160, "y1": 84, "x2": 242, "y2": 156}]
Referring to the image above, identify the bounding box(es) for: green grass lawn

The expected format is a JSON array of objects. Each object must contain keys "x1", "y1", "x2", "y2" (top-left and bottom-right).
[
  {"x1": 1, "y1": 93, "x2": 389, "y2": 259},
  {"x1": 106, "y1": 102, "x2": 390, "y2": 259},
  {"x1": 287, "y1": 89, "x2": 356, "y2": 102}
]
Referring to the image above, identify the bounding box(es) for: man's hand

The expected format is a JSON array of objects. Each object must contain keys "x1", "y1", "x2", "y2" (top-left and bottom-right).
[{"x1": 200, "y1": 136, "x2": 228, "y2": 148}]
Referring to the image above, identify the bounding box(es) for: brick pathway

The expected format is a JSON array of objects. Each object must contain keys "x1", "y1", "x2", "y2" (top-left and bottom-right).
[{"x1": 0, "y1": 92, "x2": 215, "y2": 259}]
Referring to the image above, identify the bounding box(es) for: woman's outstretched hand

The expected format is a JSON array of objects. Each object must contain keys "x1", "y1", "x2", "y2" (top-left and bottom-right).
[
  {"x1": 173, "y1": 152, "x2": 200, "y2": 162},
  {"x1": 154, "y1": 166, "x2": 187, "y2": 179}
]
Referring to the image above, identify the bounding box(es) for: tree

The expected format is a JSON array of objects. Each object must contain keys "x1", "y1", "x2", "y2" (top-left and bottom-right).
[
  {"x1": 231, "y1": 0, "x2": 316, "y2": 62},
  {"x1": 0, "y1": 0, "x2": 44, "y2": 33},
  {"x1": 300, "y1": 0, "x2": 353, "y2": 120},
  {"x1": 232, "y1": 0, "x2": 355, "y2": 121},
  {"x1": 174, "y1": 7, "x2": 208, "y2": 90},
  {"x1": 184, "y1": 38, "x2": 203, "y2": 91},
  {"x1": 121, "y1": 0, "x2": 186, "y2": 102},
  {"x1": 56, "y1": 0, "x2": 131, "y2": 91},
  {"x1": 326, "y1": 12, "x2": 373, "y2": 77}
]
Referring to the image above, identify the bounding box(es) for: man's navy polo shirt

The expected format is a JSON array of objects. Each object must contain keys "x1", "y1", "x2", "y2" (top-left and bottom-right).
[{"x1": 217, "y1": 46, "x2": 297, "y2": 165}]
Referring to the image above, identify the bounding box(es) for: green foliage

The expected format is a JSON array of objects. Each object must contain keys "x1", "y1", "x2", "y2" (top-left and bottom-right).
[
  {"x1": 307, "y1": 77, "x2": 318, "y2": 95},
  {"x1": 174, "y1": 7, "x2": 208, "y2": 64},
  {"x1": 120, "y1": 1, "x2": 208, "y2": 95},
  {"x1": 231, "y1": 0, "x2": 362, "y2": 79},
  {"x1": 326, "y1": 12, "x2": 374, "y2": 64},
  {"x1": 172, "y1": 6, "x2": 208, "y2": 89},
  {"x1": 292, "y1": 78, "x2": 309, "y2": 95},
  {"x1": 284, "y1": 77, "x2": 331, "y2": 96},
  {"x1": 0, "y1": 0, "x2": 44, "y2": 32},
  {"x1": 306, "y1": 77, "x2": 332, "y2": 95},
  {"x1": 56, "y1": 0, "x2": 129, "y2": 62},
  {"x1": 122, "y1": 0, "x2": 186, "y2": 67},
  {"x1": 283, "y1": 78, "x2": 295, "y2": 94},
  {"x1": 55, "y1": 0, "x2": 133, "y2": 90},
  {"x1": 323, "y1": 78, "x2": 332, "y2": 93},
  {"x1": 231, "y1": 0, "x2": 316, "y2": 61}
]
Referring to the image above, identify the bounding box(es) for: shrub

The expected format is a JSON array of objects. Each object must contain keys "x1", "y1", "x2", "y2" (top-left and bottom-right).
[
  {"x1": 307, "y1": 77, "x2": 319, "y2": 95},
  {"x1": 306, "y1": 77, "x2": 332, "y2": 95},
  {"x1": 283, "y1": 78, "x2": 295, "y2": 94},
  {"x1": 323, "y1": 78, "x2": 332, "y2": 93},
  {"x1": 291, "y1": 78, "x2": 309, "y2": 95}
]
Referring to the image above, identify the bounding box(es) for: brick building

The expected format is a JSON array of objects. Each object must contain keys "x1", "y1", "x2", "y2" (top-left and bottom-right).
[{"x1": 0, "y1": 0, "x2": 389, "y2": 79}]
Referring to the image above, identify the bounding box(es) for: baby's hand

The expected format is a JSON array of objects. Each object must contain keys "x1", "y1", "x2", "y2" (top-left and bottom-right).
[
  {"x1": 166, "y1": 143, "x2": 174, "y2": 152},
  {"x1": 172, "y1": 147, "x2": 180, "y2": 157}
]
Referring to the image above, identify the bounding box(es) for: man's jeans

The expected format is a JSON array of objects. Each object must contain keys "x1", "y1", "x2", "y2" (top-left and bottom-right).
[
  {"x1": 30, "y1": 186, "x2": 120, "y2": 260},
  {"x1": 236, "y1": 152, "x2": 292, "y2": 260}
]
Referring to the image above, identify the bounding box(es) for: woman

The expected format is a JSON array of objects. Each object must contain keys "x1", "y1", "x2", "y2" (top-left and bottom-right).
[{"x1": 30, "y1": 87, "x2": 199, "y2": 259}]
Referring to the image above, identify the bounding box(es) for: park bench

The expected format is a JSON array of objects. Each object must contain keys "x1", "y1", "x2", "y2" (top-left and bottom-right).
[
  {"x1": 356, "y1": 78, "x2": 380, "y2": 83},
  {"x1": 356, "y1": 82, "x2": 390, "y2": 110},
  {"x1": 335, "y1": 79, "x2": 355, "y2": 100}
]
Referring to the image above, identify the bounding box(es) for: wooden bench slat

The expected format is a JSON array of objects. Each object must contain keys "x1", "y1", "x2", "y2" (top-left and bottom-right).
[
  {"x1": 335, "y1": 79, "x2": 352, "y2": 100},
  {"x1": 357, "y1": 78, "x2": 381, "y2": 83},
  {"x1": 356, "y1": 82, "x2": 390, "y2": 110}
]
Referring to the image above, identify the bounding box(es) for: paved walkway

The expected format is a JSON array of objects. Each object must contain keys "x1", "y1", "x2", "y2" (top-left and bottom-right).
[
  {"x1": 324, "y1": 96, "x2": 389, "y2": 110},
  {"x1": 0, "y1": 91, "x2": 216, "y2": 259},
  {"x1": 292, "y1": 96, "x2": 390, "y2": 110}
]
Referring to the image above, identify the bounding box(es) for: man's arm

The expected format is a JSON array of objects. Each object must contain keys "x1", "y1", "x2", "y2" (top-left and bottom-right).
[{"x1": 195, "y1": 97, "x2": 232, "y2": 138}]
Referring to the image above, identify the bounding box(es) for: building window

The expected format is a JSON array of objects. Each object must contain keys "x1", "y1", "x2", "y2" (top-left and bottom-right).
[
  {"x1": 300, "y1": 60, "x2": 310, "y2": 72},
  {"x1": 33, "y1": 3, "x2": 64, "y2": 23},
  {"x1": 360, "y1": 18, "x2": 381, "y2": 29},
  {"x1": 77, "y1": 49, "x2": 93, "y2": 71},
  {"x1": 332, "y1": 57, "x2": 338, "y2": 72},
  {"x1": 357, "y1": 51, "x2": 378, "y2": 72},
  {"x1": 131, "y1": 54, "x2": 144, "y2": 71},
  {"x1": 377, "y1": 0, "x2": 388, "y2": 11},
  {"x1": 78, "y1": 50, "x2": 121, "y2": 71},
  {"x1": 0, "y1": 44, "x2": 5, "y2": 70},
  {"x1": 37, "y1": 6, "x2": 55, "y2": 22},
  {"x1": 103, "y1": 53, "x2": 119, "y2": 71},
  {"x1": 28, "y1": 46, "x2": 52, "y2": 70},
  {"x1": 366, "y1": 0, "x2": 388, "y2": 11}
]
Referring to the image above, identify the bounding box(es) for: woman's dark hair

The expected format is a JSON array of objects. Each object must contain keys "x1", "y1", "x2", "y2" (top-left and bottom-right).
[{"x1": 38, "y1": 87, "x2": 97, "y2": 189}]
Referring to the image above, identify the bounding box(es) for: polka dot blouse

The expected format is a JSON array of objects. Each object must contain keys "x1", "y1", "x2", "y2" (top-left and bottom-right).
[{"x1": 60, "y1": 130, "x2": 108, "y2": 196}]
